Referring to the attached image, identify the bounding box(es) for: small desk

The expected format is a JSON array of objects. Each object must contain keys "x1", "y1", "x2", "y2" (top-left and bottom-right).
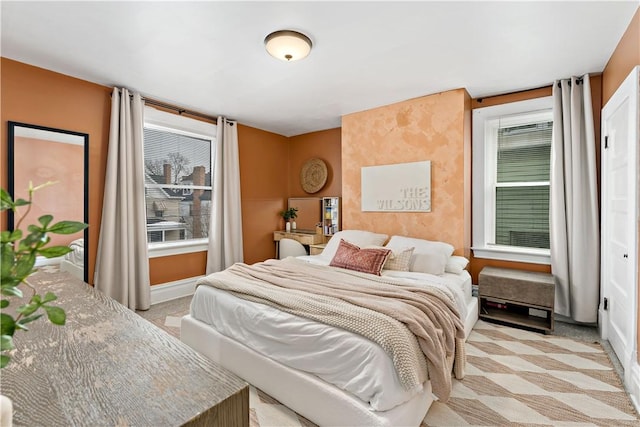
[
  {"x1": 1, "y1": 271, "x2": 249, "y2": 426},
  {"x1": 273, "y1": 230, "x2": 324, "y2": 258},
  {"x1": 309, "y1": 243, "x2": 327, "y2": 255}
]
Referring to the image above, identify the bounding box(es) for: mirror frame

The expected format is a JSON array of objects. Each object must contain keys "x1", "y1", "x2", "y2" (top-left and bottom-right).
[{"x1": 8, "y1": 121, "x2": 89, "y2": 283}]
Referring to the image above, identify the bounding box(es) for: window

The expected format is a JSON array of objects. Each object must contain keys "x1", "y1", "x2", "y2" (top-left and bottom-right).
[
  {"x1": 143, "y1": 107, "x2": 216, "y2": 257},
  {"x1": 472, "y1": 97, "x2": 553, "y2": 264}
]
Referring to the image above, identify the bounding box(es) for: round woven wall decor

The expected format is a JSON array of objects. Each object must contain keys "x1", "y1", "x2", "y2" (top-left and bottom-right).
[{"x1": 300, "y1": 158, "x2": 328, "y2": 194}]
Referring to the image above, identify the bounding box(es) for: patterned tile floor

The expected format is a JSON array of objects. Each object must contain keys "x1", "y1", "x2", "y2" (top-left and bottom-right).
[{"x1": 137, "y1": 297, "x2": 638, "y2": 426}]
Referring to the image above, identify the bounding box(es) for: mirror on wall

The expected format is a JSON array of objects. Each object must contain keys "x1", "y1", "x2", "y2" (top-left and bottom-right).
[
  {"x1": 8, "y1": 122, "x2": 89, "y2": 283},
  {"x1": 288, "y1": 197, "x2": 322, "y2": 232}
]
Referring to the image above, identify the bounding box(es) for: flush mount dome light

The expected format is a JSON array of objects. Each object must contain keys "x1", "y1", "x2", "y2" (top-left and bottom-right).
[{"x1": 264, "y1": 30, "x2": 312, "y2": 62}]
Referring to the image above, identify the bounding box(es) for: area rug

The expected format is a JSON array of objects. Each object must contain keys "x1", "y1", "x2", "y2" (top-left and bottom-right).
[
  {"x1": 423, "y1": 320, "x2": 638, "y2": 426},
  {"x1": 144, "y1": 301, "x2": 638, "y2": 426}
]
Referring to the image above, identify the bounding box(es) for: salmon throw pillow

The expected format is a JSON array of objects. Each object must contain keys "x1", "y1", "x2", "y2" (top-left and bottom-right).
[{"x1": 329, "y1": 239, "x2": 391, "y2": 276}]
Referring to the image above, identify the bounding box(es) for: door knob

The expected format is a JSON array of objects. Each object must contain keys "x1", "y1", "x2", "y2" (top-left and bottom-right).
[{"x1": 623, "y1": 254, "x2": 628, "y2": 258}]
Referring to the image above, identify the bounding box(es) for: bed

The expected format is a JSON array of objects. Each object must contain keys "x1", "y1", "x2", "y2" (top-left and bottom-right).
[
  {"x1": 181, "y1": 231, "x2": 478, "y2": 426},
  {"x1": 59, "y1": 238, "x2": 84, "y2": 281}
]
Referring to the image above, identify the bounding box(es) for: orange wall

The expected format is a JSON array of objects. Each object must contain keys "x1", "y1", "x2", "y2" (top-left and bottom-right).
[
  {"x1": 289, "y1": 128, "x2": 342, "y2": 198},
  {"x1": 342, "y1": 89, "x2": 471, "y2": 255},
  {"x1": 602, "y1": 7, "x2": 640, "y2": 105},
  {"x1": 1, "y1": 58, "x2": 111, "y2": 284},
  {"x1": 0, "y1": 58, "x2": 296, "y2": 284},
  {"x1": 238, "y1": 124, "x2": 289, "y2": 264},
  {"x1": 602, "y1": 5, "x2": 640, "y2": 363}
]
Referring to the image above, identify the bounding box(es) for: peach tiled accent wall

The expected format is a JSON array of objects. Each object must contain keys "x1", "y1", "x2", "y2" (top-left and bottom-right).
[{"x1": 342, "y1": 89, "x2": 471, "y2": 255}]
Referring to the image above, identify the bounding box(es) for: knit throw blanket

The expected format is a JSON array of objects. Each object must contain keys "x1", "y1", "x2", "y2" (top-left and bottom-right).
[{"x1": 197, "y1": 257, "x2": 466, "y2": 401}]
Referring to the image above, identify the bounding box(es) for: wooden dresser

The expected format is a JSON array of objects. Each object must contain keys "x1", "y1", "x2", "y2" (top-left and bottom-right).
[{"x1": 1, "y1": 271, "x2": 248, "y2": 427}]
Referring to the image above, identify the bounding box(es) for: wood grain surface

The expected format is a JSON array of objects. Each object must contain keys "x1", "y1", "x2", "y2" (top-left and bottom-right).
[{"x1": 0, "y1": 271, "x2": 248, "y2": 427}]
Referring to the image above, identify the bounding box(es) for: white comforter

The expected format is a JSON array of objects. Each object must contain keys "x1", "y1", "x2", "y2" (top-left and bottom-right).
[{"x1": 190, "y1": 259, "x2": 467, "y2": 412}]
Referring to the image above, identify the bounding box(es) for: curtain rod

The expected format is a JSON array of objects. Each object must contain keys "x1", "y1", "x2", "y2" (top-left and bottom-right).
[
  {"x1": 475, "y1": 84, "x2": 552, "y2": 104},
  {"x1": 556, "y1": 77, "x2": 584, "y2": 88},
  {"x1": 115, "y1": 88, "x2": 234, "y2": 123},
  {"x1": 144, "y1": 98, "x2": 221, "y2": 122}
]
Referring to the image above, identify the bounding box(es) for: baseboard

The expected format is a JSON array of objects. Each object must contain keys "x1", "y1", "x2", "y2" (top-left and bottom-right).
[
  {"x1": 150, "y1": 276, "x2": 203, "y2": 305},
  {"x1": 629, "y1": 354, "x2": 640, "y2": 414},
  {"x1": 598, "y1": 307, "x2": 608, "y2": 339}
]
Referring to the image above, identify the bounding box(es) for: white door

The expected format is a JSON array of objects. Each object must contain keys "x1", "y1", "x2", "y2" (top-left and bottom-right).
[{"x1": 601, "y1": 66, "x2": 638, "y2": 384}]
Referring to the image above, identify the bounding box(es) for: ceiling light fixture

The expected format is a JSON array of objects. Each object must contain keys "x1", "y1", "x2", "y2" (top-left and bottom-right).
[{"x1": 264, "y1": 30, "x2": 312, "y2": 62}]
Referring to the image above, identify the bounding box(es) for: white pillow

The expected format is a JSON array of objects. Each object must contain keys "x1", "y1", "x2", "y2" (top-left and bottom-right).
[
  {"x1": 385, "y1": 236, "x2": 454, "y2": 257},
  {"x1": 385, "y1": 236, "x2": 455, "y2": 274},
  {"x1": 321, "y1": 230, "x2": 388, "y2": 259},
  {"x1": 410, "y1": 251, "x2": 449, "y2": 275},
  {"x1": 445, "y1": 255, "x2": 469, "y2": 275}
]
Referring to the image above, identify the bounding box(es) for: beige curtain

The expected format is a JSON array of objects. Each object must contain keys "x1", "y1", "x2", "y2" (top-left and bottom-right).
[
  {"x1": 550, "y1": 75, "x2": 599, "y2": 323},
  {"x1": 94, "y1": 87, "x2": 150, "y2": 310},
  {"x1": 206, "y1": 117, "x2": 244, "y2": 274}
]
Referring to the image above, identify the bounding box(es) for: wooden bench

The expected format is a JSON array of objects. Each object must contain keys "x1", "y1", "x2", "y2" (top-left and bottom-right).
[{"x1": 479, "y1": 266, "x2": 555, "y2": 333}]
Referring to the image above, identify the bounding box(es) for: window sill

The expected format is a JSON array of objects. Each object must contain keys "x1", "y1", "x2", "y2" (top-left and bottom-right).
[
  {"x1": 471, "y1": 245, "x2": 551, "y2": 265},
  {"x1": 148, "y1": 239, "x2": 208, "y2": 258}
]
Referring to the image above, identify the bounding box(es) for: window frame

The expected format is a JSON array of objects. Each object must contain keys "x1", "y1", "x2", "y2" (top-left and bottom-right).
[
  {"x1": 143, "y1": 106, "x2": 216, "y2": 258},
  {"x1": 472, "y1": 96, "x2": 553, "y2": 264}
]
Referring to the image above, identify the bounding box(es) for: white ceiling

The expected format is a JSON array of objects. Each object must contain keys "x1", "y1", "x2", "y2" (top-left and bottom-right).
[{"x1": 2, "y1": 1, "x2": 637, "y2": 137}]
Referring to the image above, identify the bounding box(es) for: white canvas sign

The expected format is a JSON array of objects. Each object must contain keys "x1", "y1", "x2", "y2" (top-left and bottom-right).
[{"x1": 361, "y1": 161, "x2": 431, "y2": 212}]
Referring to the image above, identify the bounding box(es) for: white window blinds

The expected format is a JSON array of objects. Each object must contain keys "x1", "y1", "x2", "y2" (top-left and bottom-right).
[{"x1": 495, "y1": 119, "x2": 552, "y2": 249}]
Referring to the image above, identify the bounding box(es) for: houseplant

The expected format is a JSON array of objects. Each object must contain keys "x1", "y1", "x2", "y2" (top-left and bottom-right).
[
  {"x1": 0, "y1": 182, "x2": 87, "y2": 369},
  {"x1": 279, "y1": 207, "x2": 298, "y2": 231}
]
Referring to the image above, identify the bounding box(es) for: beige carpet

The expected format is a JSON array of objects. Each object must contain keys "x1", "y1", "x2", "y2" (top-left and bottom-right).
[{"x1": 139, "y1": 299, "x2": 639, "y2": 426}]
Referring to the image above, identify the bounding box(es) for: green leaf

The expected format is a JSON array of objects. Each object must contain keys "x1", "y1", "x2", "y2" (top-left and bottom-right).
[
  {"x1": 0, "y1": 300, "x2": 8, "y2": 308},
  {"x1": 13, "y1": 198, "x2": 30, "y2": 207},
  {"x1": 42, "y1": 292, "x2": 57, "y2": 303},
  {"x1": 8, "y1": 229, "x2": 22, "y2": 242},
  {"x1": 17, "y1": 313, "x2": 41, "y2": 327},
  {"x1": 0, "y1": 285, "x2": 22, "y2": 298},
  {"x1": 0, "y1": 244, "x2": 14, "y2": 279},
  {"x1": 0, "y1": 354, "x2": 10, "y2": 369},
  {"x1": 27, "y1": 224, "x2": 43, "y2": 233},
  {"x1": 14, "y1": 252, "x2": 36, "y2": 279},
  {"x1": 0, "y1": 313, "x2": 16, "y2": 336},
  {"x1": 17, "y1": 302, "x2": 40, "y2": 317},
  {"x1": 0, "y1": 230, "x2": 18, "y2": 244},
  {"x1": 0, "y1": 189, "x2": 13, "y2": 211},
  {"x1": 0, "y1": 335, "x2": 14, "y2": 352},
  {"x1": 47, "y1": 221, "x2": 87, "y2": 235},
  {"x1": 38, "y1": 246, "x2": 72, "y2": 258},
  {"x1": 22, "y1": 231, "x2": 45, "y2": 248},
  {"x1": 38, "y1": 214, "x2": 54, "y2": 228},
  {"x1": 44, "y1": 306, "x2": 66, "y2": 325}
]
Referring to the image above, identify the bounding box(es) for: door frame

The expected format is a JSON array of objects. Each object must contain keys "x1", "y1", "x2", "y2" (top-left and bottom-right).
[{"x1": 599, "y1": 65, "x2": 639, "y2": 397}]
